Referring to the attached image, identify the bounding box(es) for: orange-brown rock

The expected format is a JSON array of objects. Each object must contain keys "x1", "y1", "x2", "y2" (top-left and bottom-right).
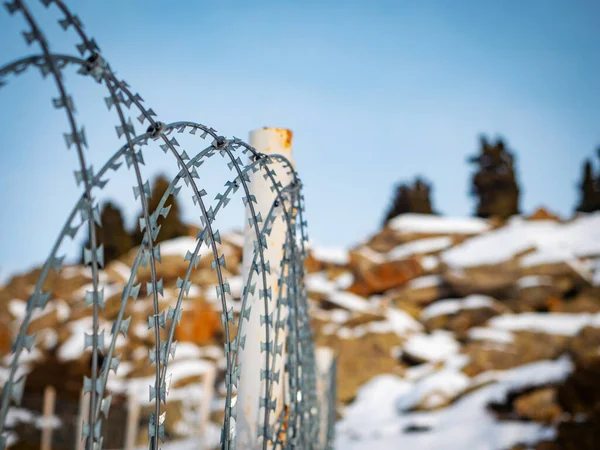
[
  {"x1": 514, "y1": 387, "x2": 562, "y2": 423},
  {"x1": 348, "y1": 252, "x2": 423, "y2": 296},
  {"x1": 527, "y1": 207, "x2": 561, "y2": 222},
  {"x1": 175, "y1": 300, "x2": 221, "y2": 345}
]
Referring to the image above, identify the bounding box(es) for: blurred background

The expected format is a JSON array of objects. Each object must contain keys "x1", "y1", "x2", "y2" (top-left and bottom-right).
[{"x1": 1, "y1": 1, "x2": 600, "y2": 449}]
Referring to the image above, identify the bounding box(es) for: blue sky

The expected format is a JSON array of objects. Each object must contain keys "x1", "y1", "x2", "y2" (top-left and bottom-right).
[{"x1": 0, "y1": 0, "x2": 599, "y2": 280}]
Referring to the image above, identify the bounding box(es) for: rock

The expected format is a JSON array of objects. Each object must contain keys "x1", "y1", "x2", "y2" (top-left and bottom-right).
[
  {"x1": 514, "y1": 387, "x2": 562, "y2": 423},
  {"x1": 386, "y1": 275, "x2": 449, "y2": 307},
  {"x1": 462, "y1": 331, "x2": 569, "y2": 376},
  {"x1": 347, "y1": 251, "x2": 423, "y2": 296},
  {"x1": 175, "y1": 300, "x2": 222, "y2": 345},
  {"x1": 526, "y1": 207, "x2": 562, "y2": 222},
  {"x1": 567, "y1": 326, "x2": 600, "y2": 366},
  {"x1": 444, "y1": 263, "x2": 520, "y2": 298},
  {"x1": 424, "y1": 299, "x2": 507, "y2": 339},
  {"x1": 315, "y1": 331, "x2": 402, "y2": 404}
]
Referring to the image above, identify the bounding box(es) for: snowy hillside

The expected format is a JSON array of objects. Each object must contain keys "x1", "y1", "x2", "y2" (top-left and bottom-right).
[{"x1": 1, "y1": 212, "x2": 600, "y2": 449}]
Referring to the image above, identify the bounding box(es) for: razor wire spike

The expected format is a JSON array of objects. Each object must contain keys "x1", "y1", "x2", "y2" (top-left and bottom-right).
[
  {"x1": 8, "y1": 376, "x2": 26, "y2": 405},
  {"x1": 158, "y1": 204, "x2": 171, "y2": 218},
  {"x1": 85, "y1": 288, "x2": 105, "y2": 309},
  {"x1": 167, "y1": 306, "x2": 182, "y2": 326},
  {"x1": 148, "y1": 413, "x2": 165, "y2": 441},
  {"x1": 183, "y1": 250, "x2": 200, "y2": 269},
  {"x1": 259, "y1": 397, "x2": 277, "y2": 414},
  {"x1": 241, "y1": 305, "x2": 252, "y2": 322},
  {"x1": 83, "y1": 377, "x2": 103, "y2": 396},
  {"x1": 153, "y1": 245, "x2": 161, "y2": 263},
  {"x1": 4, "y1": 1, "x2": 20, "y2": 14},
  {"x1": 140, "y1": 248, "x2": 150, "y2": 268},
  {"x1": 151, "y1": 224, "x2": 161, "y2": 241},
  {"x1": 260, "y1": 311, "x2": 273, "y2": 326},
  {"x1": 13, "y1": 332, "x2": 35, "y2": 353},
  {"x1": 130, "y1": 283, "x2": 141, "y2": 301},
  {"x1": 83, "y1": 244, "x2": 104, "y2": 268},
  {"x1": 236, "y1": 334, "x2": 247, "y2": 350},
  {"x1": 100, "y1": 394, "x2": 112, "y2": 418},
  {"x1": 243, "y1": 283, "x2": 256, "y2": 297},
  {"x1": 107, "y1": 353, "x2": 121, "y2": 373},
  {"x1": 22, "y1": 29, "x2": 37, "y2": 45},
  {"x1": 221, "y1": 278, "x2": 230, "y2": 294},
  {"x1": 260, "y1": 341, "x2": 273, "y2": 354},
  {"x1": 221, "y1": 307, "x2": 234, "y2": 327},
  {"x1": 211, "y1": 254, "x2": 226, "y2": 271},
  {"x1": 133, "y1": 180, "x2": 151, "y2": 200},
  {"x1": 179, "y1": 150, "x2": 190, "y2": 161},
  {"x1": 148, "y1": 312, "x2": 166, "y2": 330},
  {"x1": 146, "y1": 278, "x2": 164, "y2": 297},
  {"x1": 175, "y1": 277, "x2": 192, "y2": 296},
  {"x1": 84, "y1": 330, "x2": 105, "y2": 353},
  {"x1": 215, "y1": 192, "x2": 230, "y2": 208},
  {"x1": 28, "y1": 291, "x2": 50, "y2": 310},
  {"x1": 148, "y1": 348, "x2": 156, "y2": 365}
]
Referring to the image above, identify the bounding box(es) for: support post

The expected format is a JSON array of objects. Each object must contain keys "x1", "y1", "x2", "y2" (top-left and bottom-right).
[
  {"x1": 235, "y1": 128, "x2": 294, "y2": 449},
  {"x1": 124, "y1": 391, "x2": 141, "y2": 450},
  {"x1": 74, "y1": 389, "x2": 89, "y2": 450},
  {"x1": 199, "y1": 362, "x2": 216, "y2": 440},
  {"x1": 40, "y1": 385, "x2": 56, "y2": 450}
]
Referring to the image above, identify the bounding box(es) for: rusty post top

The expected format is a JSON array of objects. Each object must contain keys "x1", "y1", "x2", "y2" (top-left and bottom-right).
[{"x1": 252, "y1": 127, "x2": 293, "y2": 152}]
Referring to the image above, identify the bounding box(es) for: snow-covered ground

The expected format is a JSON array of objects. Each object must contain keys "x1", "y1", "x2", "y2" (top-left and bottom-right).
[{"x1": 335, "y1": 357, "x2": 572, "y2": 450}]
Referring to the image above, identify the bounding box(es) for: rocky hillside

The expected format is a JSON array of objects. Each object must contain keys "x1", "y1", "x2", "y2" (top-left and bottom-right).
[{"x1": 1, "y1": 211, "x2": 600, "y2": 449}]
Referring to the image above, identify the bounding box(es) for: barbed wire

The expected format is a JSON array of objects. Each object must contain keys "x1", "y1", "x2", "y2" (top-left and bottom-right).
[{"x1": 0, "y1": 1, "x2": 335, "y2": 449}]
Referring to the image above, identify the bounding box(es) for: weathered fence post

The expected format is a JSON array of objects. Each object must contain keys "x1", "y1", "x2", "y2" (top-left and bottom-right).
[
  {"x1": 40, "y1": 385, "x2": 56, "y2": 450},
  {"x1": 74, "y1": 389, "x2": 89, "y2": 450},
  {"x1": 315, "y1": 348, "x2": 336, "y2": 449},
  {"x1": 236, "y1": 128, "x2": 294, "y2": 449},
  {"x1": 199, "y1": 362, "x2": 216, "y2": 442},
  {"x1": 124, "y1": 391, "x2": 141, "y2": 450}
]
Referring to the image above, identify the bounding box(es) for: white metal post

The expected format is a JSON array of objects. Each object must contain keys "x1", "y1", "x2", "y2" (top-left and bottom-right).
[{"x1": 236, "y1": 128, "x2": 294, "y2": 449}]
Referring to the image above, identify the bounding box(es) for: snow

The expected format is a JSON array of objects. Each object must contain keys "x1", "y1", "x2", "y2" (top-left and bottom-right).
[
  {"x1": 517, "y1": 275, "x2": 553, "y2": 289},
  {"x1": 468, "y1": 327, "x2": 514, "y2": 344},
  {"x1": 396, "y1": 366, "x2": 470, "y2": 411},
  {"x1": 420, "y1": 255, "x2": 440, "y2": 271},
  {"x1": 421, "y1": 295, "x2": 496, "y2": 320},
  {"x1": 335, "y1": 357, "x2": 572, "y2": 449},
  {"x1": 387, "y1": 237, "x2": 453, "y2": 261},
  {"x1": 386, "y1": 307, "x2": 423, "y2": 335},
  {"x1": 402, "y1": 330, "x2": 460, "y2": 362},
  {"x1": 334, "y1": 272, "x2": 354, "y2": 289},
  {"x1": 442, "y1": 213, "x2": 600, "y2": 269},
  {"x1": 109, "y1": 260, "x2": 133, "y2": 282},
  {"x1": 488, "y1": 312, "x2": 600, "y2": 336},
  {"x1": 223, "y1": 230, "x2": 245, "y2": 248},
  {"x1": 305, "y1": 272, "x2": 335, "y2": 295},
  {"x1": 327, "y1": 291, "x2": 373, "y2": 313},
  {"x1": 355, "y1": 246, "x2": 386, "y2": 264},
  {"x1": 389, "y1": 213, "x2": 490, "y2": 235},
  {"x1": 407, "y1": 274, "x2": 443, "y2": 290},
  {"x1": 311, "y1": 246, "x2": 350, "y2": 265}
]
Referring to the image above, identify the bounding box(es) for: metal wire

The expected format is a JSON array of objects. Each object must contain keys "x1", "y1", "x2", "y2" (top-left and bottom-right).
[{"x1": 0, "y1": 1, "x2": 334, "y2": 449}]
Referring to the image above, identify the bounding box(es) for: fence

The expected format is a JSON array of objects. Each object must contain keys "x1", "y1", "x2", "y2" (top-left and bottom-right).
[{"x1": 0, "y1": 1, "x2": 336, "y2": 449}]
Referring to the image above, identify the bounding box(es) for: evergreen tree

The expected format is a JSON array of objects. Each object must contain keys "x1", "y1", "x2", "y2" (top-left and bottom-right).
[
  {"x1": 469, "y1": 136, "x2": 520, "y2": 219},
  {"x1": 384, "y1": 177, "x2": 435, "y2": 223},
  {"x1": 82, "y1": 202, "x2": 134, "y2": 264},
  {"x1": 575, "y1": 157, "x2": 600, "y2": 213},
  {"x1": 133, "y1": 174, "x2": 188, "y2": 245}
]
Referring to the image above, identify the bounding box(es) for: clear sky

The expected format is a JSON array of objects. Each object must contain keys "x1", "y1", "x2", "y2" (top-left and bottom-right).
[{"x1": 1, "y1": 0, "x2": 599, "y2": 281}]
